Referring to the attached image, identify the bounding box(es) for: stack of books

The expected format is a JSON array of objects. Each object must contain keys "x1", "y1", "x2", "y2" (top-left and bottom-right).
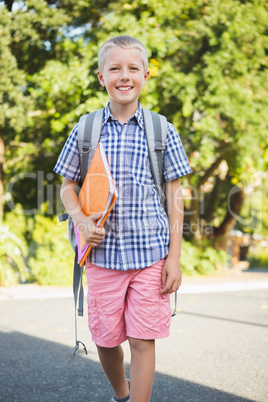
[{"x1": 74, "y1": 143, "x2": 118, "y2": 266}]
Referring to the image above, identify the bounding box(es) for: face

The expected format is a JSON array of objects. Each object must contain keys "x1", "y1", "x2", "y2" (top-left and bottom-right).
[{"x1": 97, "y1": 46, "x2": 150, "y2": 111}]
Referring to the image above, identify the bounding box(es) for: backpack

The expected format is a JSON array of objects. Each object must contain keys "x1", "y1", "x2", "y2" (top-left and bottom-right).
[{"x1": 59, "y1": 108, "x2": 177, "y2": 363}]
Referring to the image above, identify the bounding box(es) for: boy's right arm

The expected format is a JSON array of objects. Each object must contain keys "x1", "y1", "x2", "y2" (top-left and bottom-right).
[{"x1": 60, "y1": 177, "x2": 105, "y2": 247}]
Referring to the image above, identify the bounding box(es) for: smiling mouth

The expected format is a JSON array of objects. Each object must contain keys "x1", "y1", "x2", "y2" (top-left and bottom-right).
[{"x1": 117, "y1": 86, "x2": 133, "y2": 91}]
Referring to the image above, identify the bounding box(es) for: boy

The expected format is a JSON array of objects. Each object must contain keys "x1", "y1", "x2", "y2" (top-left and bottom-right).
[{"x1": 54, "y1": 36, "x2": 192, "y2": 402}]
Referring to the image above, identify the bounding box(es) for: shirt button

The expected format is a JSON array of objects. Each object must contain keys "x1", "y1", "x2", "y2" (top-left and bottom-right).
[
  {"x1": 120, "y1": 157, "x2": 124, "y2": 162},
  {"x1": 118, "y1": 234, "x2": 123, "y2": 239},
  {"x1": 118, "y1": 209, "x2": 123, "y2": 214},
  {"x1": 119, "y1": 183, "x2": 123, "y2": 188}
]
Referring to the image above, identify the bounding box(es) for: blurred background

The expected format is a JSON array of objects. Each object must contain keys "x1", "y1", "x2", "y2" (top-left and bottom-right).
[{"x1": 0, "y1": 0, "x2": 267, "y2": 286}]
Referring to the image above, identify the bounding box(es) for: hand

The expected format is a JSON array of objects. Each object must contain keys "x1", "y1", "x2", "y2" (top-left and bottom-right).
[
  {"x1": 77, "y1": 214, "x2": 106, "y2": 247},
  {"x1": 160, "y1": 256, "x2": 182, "y2": 295}
]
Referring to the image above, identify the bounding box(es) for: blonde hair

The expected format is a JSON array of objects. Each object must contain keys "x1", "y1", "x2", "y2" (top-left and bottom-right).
[{"x1": 98, "y1": 35, "x2": 148, "y2": 72}]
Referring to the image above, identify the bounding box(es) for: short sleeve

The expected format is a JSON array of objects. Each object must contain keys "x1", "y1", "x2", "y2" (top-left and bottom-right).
[
  {"x1": 164, "y1": 122, "x2": 192, "y2": 182},
  {"x1": 53, "y1": 123, "x2": 81, "y2": 181}
]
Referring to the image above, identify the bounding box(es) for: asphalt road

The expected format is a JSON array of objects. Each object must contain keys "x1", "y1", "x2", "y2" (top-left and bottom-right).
[{"x1": 0, "y1": 288, "x2": 267, "y2": 402}]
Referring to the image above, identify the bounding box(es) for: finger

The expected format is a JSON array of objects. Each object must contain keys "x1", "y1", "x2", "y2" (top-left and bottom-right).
[
  {"x1": 161, "y1": 279, "x2": 172, "y2": 294},
  {"x1": 161, "y1": 268, "x2": 167, "y2": 289},
  {"x1": 88, "y1": 232, "x2": 105, "y2": 243},
  {"x1": 160, "y1": 286, "x2": 172, "y2": 294},
  {"x1": 93, "y1": 227, "x2": 106, "y2": 237},
  {"x1": 89, "y1": 213, "x2": 103, "y2": 223},
  {"x1": 161, "y1": 278, "x2": 177, "y2": 294},
  {"x1": 91, "y1": 241, "x2": 102, "y2": 247},
  {"x1": 87, "y1": 235, "x2": 104, "y2": 247}
]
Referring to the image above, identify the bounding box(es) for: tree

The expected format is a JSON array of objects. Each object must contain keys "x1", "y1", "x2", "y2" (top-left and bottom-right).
[
  {"x1": 89, "y1": 0, "x2": 268, "y2": 246},
  {"x1": 1, "y1": 0, "x2": 268, "y2": 251},
  {"x1": 0, "y1": 0, "x2": 70, "y2": 218},
  {"x1": 0, "y1": 6, "x2": 30, "y2": 221}
]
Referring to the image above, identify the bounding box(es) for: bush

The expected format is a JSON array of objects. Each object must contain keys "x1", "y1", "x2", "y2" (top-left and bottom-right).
[
  {"x1": 248, "y1": 245, "x2": 268, "y2": 269},
  {"x1": 0, "y1": 225, "x2": 29, "y2": 286},
  {"x1": 180, "y1": 240, "x2": 201, "y2": 275},
  {"x1": 180, "y1": 240, "x2": 229, "y2": 276},
  {"x1": 28, "y1": 215, "x2": 73, "y2": 285},
  {"x1": 1, "y1": 211, "x2": 230, "y2": 286},
  {"x1": 1, "y1": 210, "x2": 73, "y2": 286}
]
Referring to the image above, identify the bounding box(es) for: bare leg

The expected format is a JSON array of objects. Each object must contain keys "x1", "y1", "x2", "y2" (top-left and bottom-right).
[
  {"x1": 97, "y1": 344, "x2": 130, "y2": 400},
  {"x1": 128, "y1": 337, "x2": 155, "y2": 402}
]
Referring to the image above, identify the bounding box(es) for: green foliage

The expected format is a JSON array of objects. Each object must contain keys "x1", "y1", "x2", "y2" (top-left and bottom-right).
[
  {"x1": 2, "y1": 0, "x2": 267, "y2": 243},
  {"x1": 180, "y1": 240, "x2": 201, "y2": 275},
  {"x1": 248, "y1": 245, "x2": 268, "y2": 269},
  {"x1": 2, "y1": 211, "x2": 73, "y2": 286},
  {"x1": 6, "y1": 0, "x2": 69, "y2": 74},
  {"x1": 235, "y1": 172, "x2": 268, "y2": 237},
  {"x1": 180, "y1": 239, "x2": 229, "y2": 276},
  {"x1": 0, "y1": 223, "x2": 29, "y2": 286},
  {"x1": 0, "y1": 6, "x2": 31, "y2": 133},
  {"x1": 91, "y1": 0, "x2": 268, "y2": 240},
  {"x1": 1, "y1": 0, "x2": 267, "y2": 285},
  {"x1": 1, "y1": 208, "x2": 230, "y2": 285},
  {"x1": 27, "y1": 215, "x2": 73, "y2": 285}
]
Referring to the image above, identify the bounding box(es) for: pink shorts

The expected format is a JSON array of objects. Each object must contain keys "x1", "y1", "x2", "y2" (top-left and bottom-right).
[{"x1": 85, "y1": 259, "x2": 171, "y2": 348}]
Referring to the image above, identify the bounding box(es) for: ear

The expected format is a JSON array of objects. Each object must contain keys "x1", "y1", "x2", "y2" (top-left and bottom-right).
[
  {"x1": 143, "y1": 70, "x2": 150, "y2": 86},
  {"x1": 97, "y1": 70, "x2": 106, "y2": 87}
]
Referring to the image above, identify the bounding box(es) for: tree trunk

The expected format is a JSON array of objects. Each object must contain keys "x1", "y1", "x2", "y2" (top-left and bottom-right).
[
  {"x1": 203, "y1": 175, "x2": 224, "y2": 223},
  {"x1": 183, "y1": 186, "x2": 202, "y2": 242},
  {"x1": 184, "y1": 157, "x2": 228, "y2": 241},
  {"x1": 203, "y1": 161, "x2": 229, "y2": 223},
  {"x1": 5, "y1": 0, "x2": 14, "y2": 12},
  {"x1": 0, "y1": 133, "x2": 4, "y2": 222},
  {"x1": 213, "y1": 185, "x2": 245, "y2": 250}
]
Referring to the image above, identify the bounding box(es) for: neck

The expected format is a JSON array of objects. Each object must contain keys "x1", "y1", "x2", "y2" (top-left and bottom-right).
[{"x1": 109, "y1": 102, "x2": 139, "y2": 124}]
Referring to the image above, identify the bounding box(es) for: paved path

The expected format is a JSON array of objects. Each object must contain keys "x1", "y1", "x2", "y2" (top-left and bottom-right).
[
  {"x1": 1, "y1": 266, "x2": 268, "y2": 301},
  {"x1": 0, "y1": 268, "x2": 267, "y2": 401}
]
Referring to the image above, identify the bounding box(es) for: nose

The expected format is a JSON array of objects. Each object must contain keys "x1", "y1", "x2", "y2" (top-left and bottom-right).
[{"x1": 120, "y1": 67, "x2": 130, "y2": 80}]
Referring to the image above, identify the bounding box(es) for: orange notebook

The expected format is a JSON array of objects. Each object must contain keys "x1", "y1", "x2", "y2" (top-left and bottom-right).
[{"x1": 74, "y1": 143, "x2": 118, "y2": 266}]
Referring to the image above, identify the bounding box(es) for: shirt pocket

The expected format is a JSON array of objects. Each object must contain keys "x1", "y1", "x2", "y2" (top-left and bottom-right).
[{"x1": 126, "y1": 142, "x2": 154, "y2": 187}]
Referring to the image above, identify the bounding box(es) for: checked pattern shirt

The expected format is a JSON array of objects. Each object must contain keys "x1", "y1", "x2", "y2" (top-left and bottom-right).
[{"x1": 54, "y1": 103, "x2": 192, "y2": 270}]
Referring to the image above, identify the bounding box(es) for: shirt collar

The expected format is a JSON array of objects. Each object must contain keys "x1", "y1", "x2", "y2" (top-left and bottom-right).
[{"x1": 103, "y1": 102, "x2": 144, "y2": 130}]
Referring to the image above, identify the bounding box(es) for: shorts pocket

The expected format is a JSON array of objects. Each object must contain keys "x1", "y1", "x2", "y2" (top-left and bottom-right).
[
  {"x1": 99, "y1": 295, "x2": 124, "y2": 341},
  {"x1": 87, "y1": 295, "x2": 101, "y2": 337},
  {"x1": 160, "y1": 292, "x2": 171, "y2": 331},
  {"x1": 130, "y1": 297, "x2": 160, "y2": 334}
]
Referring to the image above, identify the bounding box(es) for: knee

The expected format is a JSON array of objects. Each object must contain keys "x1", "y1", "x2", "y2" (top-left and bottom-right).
[
  {"x1": 97, "y1": 345, "x2": 111, "y2": 355},
  {"x1": 128, "y1": 337, "x2": 155, "y2": 353},
  {"x1": 97, "y1": 344, "x2": 124, "y2": 359}
]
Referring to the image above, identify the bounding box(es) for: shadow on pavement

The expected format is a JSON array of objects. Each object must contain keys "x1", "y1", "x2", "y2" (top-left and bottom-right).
[
  {"x1": 242, "y1": 269, "x2": 268, "y2": 274},
  {"x1": 180, "y1": 311, "x2": 268, "y2": 328},
  {"x1": 0, "y1": 331, "x2": 252, "y2": 402}
]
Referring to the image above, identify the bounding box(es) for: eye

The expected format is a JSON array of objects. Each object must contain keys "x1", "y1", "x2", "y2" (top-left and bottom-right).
[
  {"x1": 130, "y1": 67, "x2": 139, "y2": 71},
  {"x1": 110, "y1": 67, "x2": 119, "y2": 71}
]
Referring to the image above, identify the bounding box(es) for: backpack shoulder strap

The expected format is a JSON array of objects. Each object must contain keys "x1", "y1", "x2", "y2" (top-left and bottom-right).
[
  {"x1": 142, "y1": 108, "x2": 168, "y2": 209},
  {"x1": 142, "y1": 108, "x2": 178, "y2": 317},
  {"x1": 78, "y1": 108, "x2": 104, "y2": 181},
  {"x1": 67, "y1": 108, "x2": 104, "y2": 364}
]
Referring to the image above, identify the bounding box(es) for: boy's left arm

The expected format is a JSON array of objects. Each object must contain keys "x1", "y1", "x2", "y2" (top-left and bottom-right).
[{"x1": 161, "y1": 177, "x2": 183, "y2": 294}]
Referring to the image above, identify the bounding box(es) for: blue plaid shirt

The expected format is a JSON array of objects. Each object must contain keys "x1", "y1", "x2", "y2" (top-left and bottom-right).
[{"x1": 54, "y1": 103, "x2": 192, "y2": 270}]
